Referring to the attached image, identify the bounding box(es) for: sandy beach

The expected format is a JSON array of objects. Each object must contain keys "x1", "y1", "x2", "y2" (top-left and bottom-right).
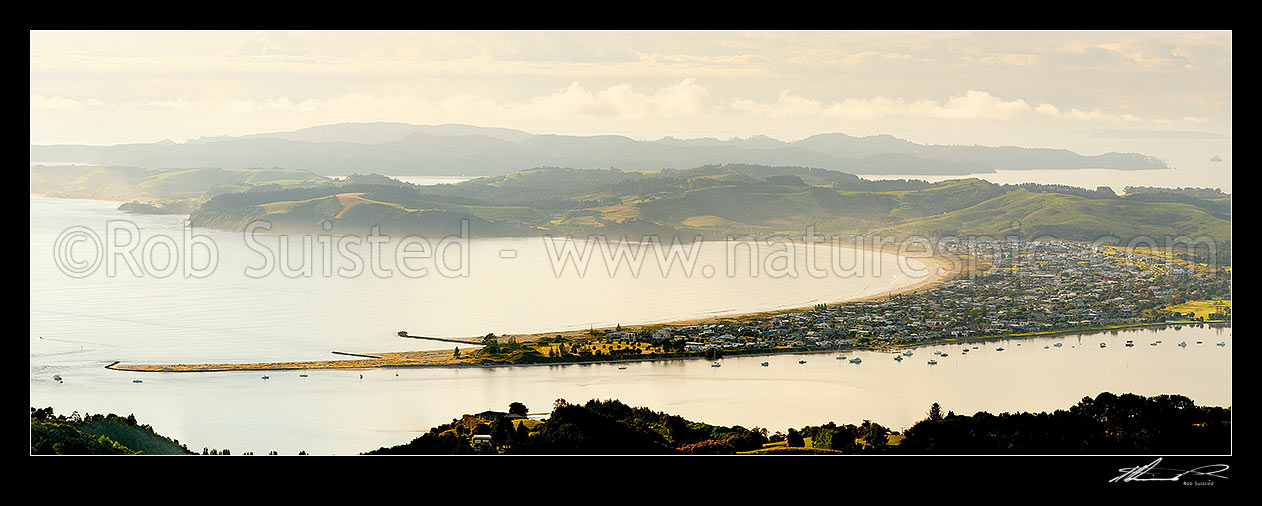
[{"x1": 107, "y1": 240, "x2": 967, "y2": 373}]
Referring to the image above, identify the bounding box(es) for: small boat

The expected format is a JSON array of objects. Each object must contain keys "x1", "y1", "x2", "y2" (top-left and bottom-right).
[
  {"x1": 836, "y1": 355, "x2": 847, "y2": 360},
  {"x1": 1016, "y1": 344, "x2": 1022, "y2": 346},
  {"x1": 132, "y1": 379, "x2": 143, "y2": 383},
  {"x1": 972, "y1": 346, "x2": 978, "y2": 350},
  {"x1": 1053, "y1": 343, "x2": 1062, "y2": 348},
  {"x1": 927, "y1": 359, "x2": 938, "y2": 365},
  {"x1": 893, "y1": 355, "x2": 903, "y2": 362},
  {"x1": 903, "y1": 351, "x2": 914, "y2": 356},
  {"x1": 711, "y1": 363, "x2": 721, "y2": 368},
  {"x1": 1196, "y1": 341, "x2": 1204, "y2": 345},
  {"x1": 618, "y1": 366, "x2": 627, "y2": 370},
  {"x1": 760, "y1": 362, "x2": 769, "y2": 367},
  {"x1": 1150, "y1": 342, "x2": 1158, "y2": 346},
  {"x1": 52, "y1": 375, "x2": 62, "y2": 382},
  {"x1": 961, "y1": 349, "x2": 969, "y2": 353},
  {"x1": 933, "y1": 351, "x2": 942, "y2": 356},
  {"x1": 1125, "y1": 340, "x2": 1134, "y2": 347},
  {"x1": 262, "y1": 375, "x2": 269, "y2": 380},
  {"x1": 299, "y1": 374, "x2": 308, "y2": 377},
  {"x1": 1216, "y1": 342, "x2": 1226, "y2": 347},
  {"x1": 799, "y1": 360, "x2": 807, "y2": 364},
  {"x1": 849, "y1": 357, "x2": 862, "y2": 364},
  {"x1": 941, "y1": 353, "x2": 949, "y2": 357},
  {"x1": 1155, "y1": 340, "x2": 1162, "y2": 344},
  {"x1": 1043, "y1": 345, "x2": 1049, "y2": 349},
  {"x1": 1099, "y1": 343, "x2": 1107, "y2": 348},
  {"x1": 996, "y1": 347, "x2": 1005, "y2": 351},
  {"x1": 1178, "y1": 341, "x2": 1187, "y2": 348}
]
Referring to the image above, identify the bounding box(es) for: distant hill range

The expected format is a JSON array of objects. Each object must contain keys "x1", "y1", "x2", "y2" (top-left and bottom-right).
[{"x1": 30, "y1": 122, "x2": 1168, "y2": 177}]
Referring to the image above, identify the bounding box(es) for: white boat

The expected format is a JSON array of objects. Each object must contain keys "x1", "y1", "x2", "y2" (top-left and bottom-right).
[
  {"x1": 1216, "y1": 342, "x2": 1226, "y2": 347},
  {"x1": 940, "y1": 353, "x2": 948, "y2": 357},
  {"x1": 849, "y1": 357, "x2": 862, "y2": 364},
  {"x1": 52, "y1": 375, "x2": 62, "y2": 382},
  {"x1": 618, "y1": 366, "x2": 627, "y2": 370},
  {"x1": 761, "y1": 362, "x2": 769, "y2": 367},
  {"x1": 1099, "y1": 343, "x2": 1107, "y2": 348},
  {"x1": 1178, "y1": 341, "x2": 1188, "y2": 348},
  {"x1": 1043, "y1": 345, "x2": 1049, "y2": 349},
  {"x1": 903, "y1": 351, "x2": 914, "y2": 356},
  {"x1": 711, "y1": 363, "x2": 721, "y2": 367},
  {"x1": 996, "y1": 347, "x2": 1005, "y2": 351},
  {"x1": 934, "y1": 351, "x2": 942, "y2": 356},
  {"x1": 132, "y1": 379, "x2": 143, "y2": 383},
  {"x1": 927, "y1": 359, "x2": 938, "y2": 365},
  {"x1": 893, "y1": 355, "x2": 903, "y2": 362},
  {"x1": 836, "y1": 355, "x2": 846, "y2": 360},
  {"x1": 262, "y1": 375, "x2": 269, "y2": 380},
  {"x1": 1053, "y1": 343, "x2": 1062, "y2": 348},
  {"x1": 299, "y1": 374, "x2": 308, "y2": 377},
  {"x1": 961, "y1": 349, "x2": 969, "y2": 353},
  {"x1": 799, "y1": 360, "x2": 807, "y2": 364},
  {"x1": 972, "y1": 346, "x2": 979, "y2": 349}
]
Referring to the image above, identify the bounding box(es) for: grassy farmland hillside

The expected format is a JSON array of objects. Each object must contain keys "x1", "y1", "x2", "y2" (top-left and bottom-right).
[
  {"x1": 34, "y1": 163, "x2": 1229, "y2": 243},
  {"x1": 190, "y1": 165, "x2": 1227, "y2": 242}
]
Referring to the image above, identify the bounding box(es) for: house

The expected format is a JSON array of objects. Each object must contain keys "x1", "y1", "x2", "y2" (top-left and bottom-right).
[{"x1": 473, "y1": 410, "x2": 524, "y2": 421}]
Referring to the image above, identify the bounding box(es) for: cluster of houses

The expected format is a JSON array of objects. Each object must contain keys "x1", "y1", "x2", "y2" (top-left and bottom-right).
[{"x1": 590, "y1": 239, "x2": 1227, "y2": 352}]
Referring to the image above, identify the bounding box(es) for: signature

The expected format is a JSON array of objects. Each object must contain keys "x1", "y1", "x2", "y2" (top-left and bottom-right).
[{"x1": 1110, "y1": 458, "x2": 1229, "y2": 483}]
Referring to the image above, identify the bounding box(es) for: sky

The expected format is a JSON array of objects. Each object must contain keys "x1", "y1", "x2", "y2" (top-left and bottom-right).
[{"x1": 30, "y1": 30, "x2": 1231, "y2": 180}]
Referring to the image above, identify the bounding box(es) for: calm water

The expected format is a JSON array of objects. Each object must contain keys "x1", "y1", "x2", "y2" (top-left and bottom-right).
[
  {"x1": 30, "y1": 325, "x2": 1231, "y2": 455},
  {"x1": 29, "y1": 196, "x2": 1232, "y2": 454}
]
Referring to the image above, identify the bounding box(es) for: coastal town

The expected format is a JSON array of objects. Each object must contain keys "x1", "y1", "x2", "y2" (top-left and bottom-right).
[
  {"x1": 550, "y1": 239, "x2": 1230, "y2": 359},
  {"x1": 107, "y1": 238, "x2": 1231, "y2": 372}
]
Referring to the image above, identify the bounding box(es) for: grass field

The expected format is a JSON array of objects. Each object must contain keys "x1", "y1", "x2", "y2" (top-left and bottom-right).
[{"x1": 1162, "y1": 300, "x2": 1231, "y2": 319}]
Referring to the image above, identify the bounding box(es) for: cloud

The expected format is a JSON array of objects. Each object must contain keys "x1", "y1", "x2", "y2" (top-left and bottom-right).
[
  {"x1": 227, "y1": 31, "x2": 309, "y2": 58},
  {"x1": 31, "y1": 85, "x2": 1150, "y2": 130},
  {"x1": 730, "y1": 89, "x2": 1136, "y2": 124}
]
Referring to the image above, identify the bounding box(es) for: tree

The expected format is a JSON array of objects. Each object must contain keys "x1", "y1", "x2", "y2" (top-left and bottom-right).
[
  {"x1": 491, "y1": 418, "x2": 513, "y2": 446},
  {"x1": 509, "y1": 402, "x2": 529, "y2": 417},
  {"x1": 454, "y1": 347, "x2": 460, "y2": 358},
  {"x1": 928, "y1": 402, "x2": 943, "y2": 421},
  {"x1": 786, "y1": 428, "x2": 804, "y2": 447}
]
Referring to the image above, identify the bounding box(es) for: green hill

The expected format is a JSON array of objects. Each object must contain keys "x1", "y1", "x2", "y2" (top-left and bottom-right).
[
  {"x1": 30, "y1": 408, "x2": 194, "y2": 455},
  {"x1": 884, "y1": 189, "x2": 1231, "y2": 241},
  {"x1": 42, "y1": 163, "x2": 1228, "y2": 244}
]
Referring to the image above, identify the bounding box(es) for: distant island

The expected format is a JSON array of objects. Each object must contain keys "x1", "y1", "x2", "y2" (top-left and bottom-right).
[{"x1": 30, "y1": 122, "x2": 1168, "y2": 177}]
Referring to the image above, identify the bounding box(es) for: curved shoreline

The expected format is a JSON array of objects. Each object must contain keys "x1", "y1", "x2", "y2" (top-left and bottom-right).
[
  {"x1": 108, "y1": 242, "x2": 964, "y2": 373},
  {"x1": 107, "y1": 321, "x2": 1228, "y2": 374}
]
